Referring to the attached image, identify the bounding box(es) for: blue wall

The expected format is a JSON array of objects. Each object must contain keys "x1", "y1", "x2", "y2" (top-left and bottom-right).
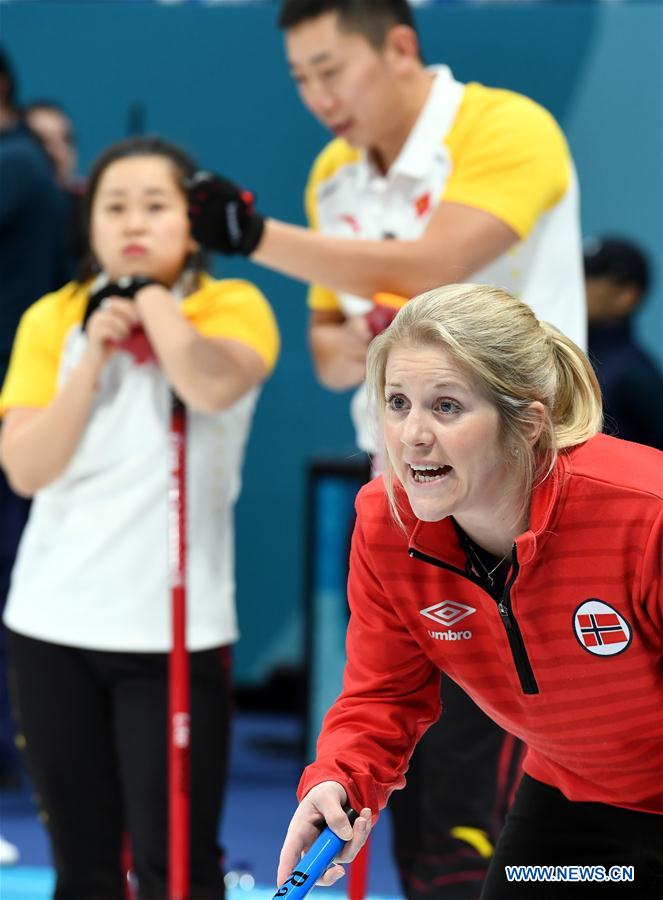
[{"x1": 3, "y1": 1, "x2": 661, "y2": 683}]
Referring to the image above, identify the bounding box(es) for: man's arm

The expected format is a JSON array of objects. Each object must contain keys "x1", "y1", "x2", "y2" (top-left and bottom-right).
[
  {"x1": 303, "y1": 203, "x2": 516, "y2": 389},
  {"x1": 187, "y1": 174, "x2": 518, "y2": 300},
  {"x1": 309, "y1": 308, "x2": 373, "y2": 391},
  {"x1": 253, "y1": 201, "x2": 518, "y2": 300}
]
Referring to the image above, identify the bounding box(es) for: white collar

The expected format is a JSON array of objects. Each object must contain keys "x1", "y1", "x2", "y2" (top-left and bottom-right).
[
  {"x1": 362, "y1": 65, "x2": 465, "y2": 183},
  {"x1": 90, "y1": 271, "x2": 191, "y2": 302}
]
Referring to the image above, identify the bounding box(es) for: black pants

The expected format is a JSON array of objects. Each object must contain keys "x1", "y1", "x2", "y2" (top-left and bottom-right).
[
  {"x1": 390, "y1": 675, "x2": 524, "y2": 899},
  {"x1": 7, "y1": 630, "x2": 232, "y2": 900},
  {"x1": 481, "y1": 774, "x2": 663, "y2": 899},
  {"x1": 0, "y1": 470, "x2": 30, "y2": 782}
]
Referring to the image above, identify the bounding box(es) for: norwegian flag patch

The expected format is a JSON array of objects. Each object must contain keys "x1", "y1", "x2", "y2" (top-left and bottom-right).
[{"x1": 573, "y1": 599, "x2": 632, "y2": 657}]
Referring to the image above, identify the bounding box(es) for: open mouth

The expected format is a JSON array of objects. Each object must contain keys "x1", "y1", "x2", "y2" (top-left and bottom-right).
[{"x1": 409, "y1": 464, "x2": 452, "y2": 484}]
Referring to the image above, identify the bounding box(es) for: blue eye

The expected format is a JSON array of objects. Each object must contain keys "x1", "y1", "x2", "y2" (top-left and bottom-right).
[
  {"x1": 436, "y1": 399, "x2": 460, "y2": 414},
  {"x1": 386, "y1": 394, "x2": 407, "y2": 411}
]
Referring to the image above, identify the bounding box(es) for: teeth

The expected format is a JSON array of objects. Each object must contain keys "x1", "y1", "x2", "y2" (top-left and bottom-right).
[{"x1": 410, "y1": 464, "x2": 450, "y2": 484}]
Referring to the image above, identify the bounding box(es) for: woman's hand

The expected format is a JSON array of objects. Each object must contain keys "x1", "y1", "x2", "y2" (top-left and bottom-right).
[
  {"x1": 277, "y1": 782, "x2": 372, "y2": 889},
  {"x1": 84, "y1": 297, "x2": 140, "y2": 366}
]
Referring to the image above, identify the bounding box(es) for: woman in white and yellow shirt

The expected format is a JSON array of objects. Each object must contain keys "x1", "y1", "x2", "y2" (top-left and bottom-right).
[{"x1": 0, "y1": 136, "x2": 279, "y2": 900}]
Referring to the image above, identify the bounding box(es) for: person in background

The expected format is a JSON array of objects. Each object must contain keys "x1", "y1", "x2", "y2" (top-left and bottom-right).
[
  {"x1": 24, "y1": 99, "x2": 88, "y2": 265},
  {"x1": 278, "y1": 283, "x2": 663, "y2": 900},
  {"x1": 0, "y1": 48, "x2": 71, "y2": 866},
  {"x1": 188, "y1": 1, "x2": 586, "y2": 895},
  {"x1": 584, "y1": 236, "x2": 663, "y2": 451},
  {"x1": 0, "y1": 53, "x2": 72, "y2": 378},
  {"x1": 23, "y1": 101, "x2": 78, "y2": 190},
  {"x1": 0, "y1": 135, "x2": 279, "y2": 898}
]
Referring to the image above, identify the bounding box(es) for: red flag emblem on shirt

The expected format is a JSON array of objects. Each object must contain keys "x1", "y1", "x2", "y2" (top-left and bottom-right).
[
  {"x1": 414, "y1": 192, "x2": 431, "y2": 218},
  {"x1": 338, "y1": 213, "x2": 360, "y2": 233},
  {"x1": 573, "y1": 600, "x2": 632, "y2": 657}
]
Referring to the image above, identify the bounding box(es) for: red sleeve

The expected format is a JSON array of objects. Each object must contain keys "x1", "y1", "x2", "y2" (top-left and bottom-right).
[
  {"x1": 640, "y1": 506, "x2": 663, "y2": 631},
  {"x1": 297, "y1": 498, "x2": 442, "y2": 814}
]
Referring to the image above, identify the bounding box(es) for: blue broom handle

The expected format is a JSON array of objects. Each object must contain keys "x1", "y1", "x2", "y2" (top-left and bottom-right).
[{"x1": 273, "y1": 809, "x2": 359, "y2": 900}]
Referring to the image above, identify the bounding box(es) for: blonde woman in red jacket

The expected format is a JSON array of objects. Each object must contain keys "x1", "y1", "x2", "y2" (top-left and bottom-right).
[{"x1": 278, "y1": 284, "x2": 663, "y2": 899}]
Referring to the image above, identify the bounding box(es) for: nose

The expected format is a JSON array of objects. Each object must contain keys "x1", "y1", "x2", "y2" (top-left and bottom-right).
[
  {"x1": 123, "y1": 207, "x2": 147, "y2": 233},
  {"x1": 400, "y1": 409, "x2": 434, "y2": 449}
]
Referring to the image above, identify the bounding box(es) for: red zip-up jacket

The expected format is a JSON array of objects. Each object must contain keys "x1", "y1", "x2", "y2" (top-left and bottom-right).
[{"x1": 298, "y1": 435, "x2": 663, "y2": 815}]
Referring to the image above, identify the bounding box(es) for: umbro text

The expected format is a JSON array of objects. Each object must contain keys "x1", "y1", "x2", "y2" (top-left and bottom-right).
[{"x1": 428, "y1": 630, "x2": 472, "y2": 641}]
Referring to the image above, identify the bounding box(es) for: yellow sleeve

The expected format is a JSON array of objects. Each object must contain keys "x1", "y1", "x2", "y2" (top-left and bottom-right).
[
  {"x1": 0, "y1": 284, "x2": 83, "y2": 415},
  {"x1": 443, "y1": 85, "x2": 572, "y2": 239},
  {"x1": 307, "y1": 284, "x2": 341, "y2": 312},
  {"x1": 183, "y1": 276, "x2": 280, "y2": 373}
]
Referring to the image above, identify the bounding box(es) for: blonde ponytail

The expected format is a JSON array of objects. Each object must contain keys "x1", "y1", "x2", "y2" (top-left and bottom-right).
[{"x1": 541, "y1": 323, "x2": 603, "y2": 448}]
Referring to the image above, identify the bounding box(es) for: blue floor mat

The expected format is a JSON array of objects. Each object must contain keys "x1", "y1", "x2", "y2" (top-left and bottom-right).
[
  {"x1": 0, "y1": 866, "x2": 398, "y2": 900},
  {"x1": 0, "y1": 866, "x2": 54, "y2": 900}
]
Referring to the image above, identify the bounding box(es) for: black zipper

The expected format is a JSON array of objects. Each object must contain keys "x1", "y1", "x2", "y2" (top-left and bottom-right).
[
  {"x1": 409, "y1": 547, "x2": 539, "y2": 696},
  {"x1": 496, "y1": 554, "x2": 538, "y2": 695}
]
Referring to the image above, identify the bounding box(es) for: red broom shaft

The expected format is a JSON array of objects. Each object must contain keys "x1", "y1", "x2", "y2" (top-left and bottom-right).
[
  {"x1": 169, "y1": 403, "x2": 190, "y2": 900},
  {"x1": 348, "y1": 838, "x2": 371, "y2": 900}
]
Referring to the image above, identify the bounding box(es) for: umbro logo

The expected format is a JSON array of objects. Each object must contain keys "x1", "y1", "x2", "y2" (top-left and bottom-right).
[{"x1": 420, "y1": 600, "x2": 476, "y2": 627}]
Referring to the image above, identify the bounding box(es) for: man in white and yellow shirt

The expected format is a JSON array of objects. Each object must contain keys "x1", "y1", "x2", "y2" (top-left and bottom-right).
[
  {"x1": 189, "y1": 1, "x2": 585, "y2": 450},
  {"x1": 187, "y1": 1, "x2": 586, "y2": 896},
  {"x1": 303, "y1": 61, "x2": 585, "y2": 452}
]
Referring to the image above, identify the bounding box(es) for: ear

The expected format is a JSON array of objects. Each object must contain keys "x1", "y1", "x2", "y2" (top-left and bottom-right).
[
  {"x1": 384, "y1": 24, "x2": 420, "y2": 71},
  {"x1": 524, "y1": 401, "x2": 546, "y2": 447}
]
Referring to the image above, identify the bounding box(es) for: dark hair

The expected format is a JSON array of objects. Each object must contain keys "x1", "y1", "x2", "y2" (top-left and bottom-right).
[
  {"x1": 278, "y1": 0, "x2": 417, "y2": 48},
  {"x1": 0, "y1": 46, "x2": 17, "y2": 110},
  {"x1": 583, "y1": 236, "x2": 650, "y2": 296},
  {"x1": 79, "y1": 136, "x2": 201, "y2": 281}
]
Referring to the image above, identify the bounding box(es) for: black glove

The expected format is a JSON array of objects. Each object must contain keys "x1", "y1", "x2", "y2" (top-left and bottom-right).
[
  {"x1": 187, "y1": 171, "x2": 265, "y2": 256},
  {"x1": 82, "y1": 276, "x2": 161, "y2": 330}
]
